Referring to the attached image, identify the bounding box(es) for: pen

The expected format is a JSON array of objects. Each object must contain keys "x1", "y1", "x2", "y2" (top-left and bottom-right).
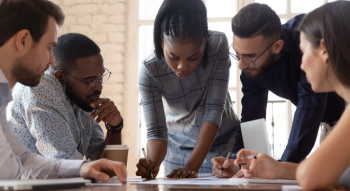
[
  {"x1": 94, "y1": 104, "x2": 99, "y2": 113},
  {"x1": 230, "y1": 154, "x2": 257, "y2": 166},
  {"x1": 142, "y1": 148, "x2": 154, "y2": 179},
  {"x1": 230, "y1": 154, "x2": 257, "y2": 159},
  {"x1": 219, "y1": 151, "x2": 231, "y2": 174}
]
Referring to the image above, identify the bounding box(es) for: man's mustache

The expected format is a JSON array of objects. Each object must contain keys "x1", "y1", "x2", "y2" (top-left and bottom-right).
[{"x1": 87, "y1": 91, "x2": 101, "y2": 98}]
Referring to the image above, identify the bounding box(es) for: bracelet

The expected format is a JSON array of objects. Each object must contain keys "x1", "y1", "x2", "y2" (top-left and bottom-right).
[{"x1": 105, "y1": 117, "x2": 123, "y2": 133}]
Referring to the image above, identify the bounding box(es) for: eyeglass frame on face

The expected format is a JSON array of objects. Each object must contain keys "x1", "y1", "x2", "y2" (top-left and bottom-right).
[
  {"x1": 228, "y1": 39, "x2": 278, "y2": 67},
  {"x1": 60, "y1": 68, "x2": 111, "y2": 88}
]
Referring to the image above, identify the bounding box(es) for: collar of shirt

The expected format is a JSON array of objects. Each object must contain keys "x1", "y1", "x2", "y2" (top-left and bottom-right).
[
  {"x1": 0, "y1": 69, "x2": 8, "y2": 84},
  {"x1": 0, "y1": 69, "x2": 11, "y2": 111}
]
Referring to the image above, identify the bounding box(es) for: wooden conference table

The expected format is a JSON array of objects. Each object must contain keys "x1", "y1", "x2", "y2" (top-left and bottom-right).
[
  {"x1": 57, "y1": 180, "x2": 286, "y2": 191},
  {"x1": 60, "y1": 183, "x2": 283, "y2": 191}
]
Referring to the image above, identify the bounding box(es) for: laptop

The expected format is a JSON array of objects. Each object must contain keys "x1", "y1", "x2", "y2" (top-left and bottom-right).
[
  {"x1": 0, "y1": 178, "x2": 90, "y2": 190},
  {"x1": 240, "y1": 118, "x2": 272, "y2": 156}
]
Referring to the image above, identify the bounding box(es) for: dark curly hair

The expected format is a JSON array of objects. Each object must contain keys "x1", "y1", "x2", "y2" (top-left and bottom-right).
[
  {"x1": 153, "y1": 0, "x2": 209, "y2": 65},
  {"x1": 50, "y1": 33, "x2": 101, "y2": 73}
]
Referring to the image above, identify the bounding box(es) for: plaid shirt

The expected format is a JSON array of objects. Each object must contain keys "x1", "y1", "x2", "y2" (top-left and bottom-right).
[{"x1": 139, "y1": 31, "x2": 240, "y2": 174}]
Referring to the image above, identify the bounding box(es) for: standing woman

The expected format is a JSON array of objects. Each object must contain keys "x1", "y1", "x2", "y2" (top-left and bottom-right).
[{"x1": 136, "y1": 0, "x2": 239, "y2": 178}]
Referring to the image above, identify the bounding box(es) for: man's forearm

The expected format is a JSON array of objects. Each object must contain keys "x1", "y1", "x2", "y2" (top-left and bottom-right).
[
  {"x1": 105, "y1": 131, "x2": 121, "y2": 145},
  {"x1": 99, "y1": 131, "x2": 121, "y2": 158}
]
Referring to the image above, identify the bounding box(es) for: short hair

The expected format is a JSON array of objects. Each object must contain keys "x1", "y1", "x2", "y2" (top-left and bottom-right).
[
  {"x1": 0, "y1": 0, "x2": 64, "y2": 47},
  {"x1": 231, "y1": 3, "x2": 281, "y2": 41},
  {"x1": 299, "y1": 1, "x2": 350, "y2": 87},
  {"x1": 154, "y1": 0, "x2": 209, "y2": 61},
  {"x1": 50, "y1": 33, "x2": 101, "y2": 73}
]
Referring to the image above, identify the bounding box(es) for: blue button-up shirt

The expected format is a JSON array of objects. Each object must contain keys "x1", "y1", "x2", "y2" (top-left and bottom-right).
[{"x1": 234, "y1": 14, "x2": 345, "y2": 163}]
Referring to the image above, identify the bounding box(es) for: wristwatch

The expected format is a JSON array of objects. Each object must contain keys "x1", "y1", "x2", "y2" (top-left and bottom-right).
[{"x1": 105, "y1": 118, "x2": 123, "y2": 133}]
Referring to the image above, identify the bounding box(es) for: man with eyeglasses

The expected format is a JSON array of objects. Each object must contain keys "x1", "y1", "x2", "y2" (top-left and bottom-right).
[
  {"x1": 7, "y1": 33, "x2": 123, "y2": 160},
  {"x1": 228, "y1": 3, "x2": 344, "y2": 163}
]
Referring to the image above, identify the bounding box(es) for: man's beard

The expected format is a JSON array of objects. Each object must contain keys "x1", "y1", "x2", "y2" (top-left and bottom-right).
[
  {"x1": 65, "y1": 83, "x2": 101, "y2": 112},
  {"x1": 12, "y1": 53, "x2": 44, "y2": 87},
  {"x1": 244, "y1": 52, "x2": 275, "y2": 79}
]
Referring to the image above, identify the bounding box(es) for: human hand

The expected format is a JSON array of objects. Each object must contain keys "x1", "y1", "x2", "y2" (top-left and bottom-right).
[
  {"x1": 90, "y1": 98, "x2": 122, "y2": 126},
  {"x1": 167, "y1": 166, "x2": 198, "y2": 178},
  {"x1": 211, "y1": 156, "x2": 237, "y2": 178},
  {"x1": 234, "y1": 149, "x2": 280, "y2": 179},
  {"x1": 79, "y1": 158, "x2": 127, "y2": 183},
  {"x1": 136, "y1": 158, "x2": 158, "y2": 179}
]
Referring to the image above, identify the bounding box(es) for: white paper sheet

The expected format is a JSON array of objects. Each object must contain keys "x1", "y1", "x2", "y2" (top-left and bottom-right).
[
  {"x1": 282, "y1": 185, "x2": 303, "y2": 190},
  {"x1": 230, "y1": 177, "x2": 298, "y2": 184},
  {"x1": 136, "y1": 177, "x2": 240, "y2": 186}
]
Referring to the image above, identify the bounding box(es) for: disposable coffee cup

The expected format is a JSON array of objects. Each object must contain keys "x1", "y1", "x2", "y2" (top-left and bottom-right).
[{"x1": 103, "y1": 145, "x2": 129, "y2": 166}]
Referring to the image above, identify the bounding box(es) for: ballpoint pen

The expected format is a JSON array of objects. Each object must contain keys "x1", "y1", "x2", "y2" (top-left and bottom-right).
[
  {"x1": 230, "y1": 154, "x2": 257, "y2": 166},
  {"x1": 142, "y1": 148, "x2": 154, "y2": 179},
  {"x1": 219, "y1": 151, "x2": 231, "y2": 174},
  {"x1": 231, "y1": 154, "x2": 257, "y2": 159}
]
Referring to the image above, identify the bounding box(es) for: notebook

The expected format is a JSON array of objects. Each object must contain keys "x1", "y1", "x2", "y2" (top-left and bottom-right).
[
  {"x1": 241, "y1": 118, "x2": 271, "y2": 156},
  {"x1": 0, "y1": 178, "x2": 90, "y2": 190}
]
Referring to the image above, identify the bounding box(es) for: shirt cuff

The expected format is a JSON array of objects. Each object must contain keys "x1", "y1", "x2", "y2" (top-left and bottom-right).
[{"x1": 58, "y1": 159, "x2": 84, "y2": 178}]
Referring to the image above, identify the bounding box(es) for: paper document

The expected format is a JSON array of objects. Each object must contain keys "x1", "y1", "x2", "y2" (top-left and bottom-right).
[
  {"x1": 230, "y1": 177, "x2": 298, "y2": 184},
  {"x1": 136, "y1": 177, "x2": 240, "y2": 186},
  {"x1": 197, "y1": 173, "x2": 214, "y2": 178},
  {"x1": 282, "y1": 185, "x2": 303, "y2": 191}
]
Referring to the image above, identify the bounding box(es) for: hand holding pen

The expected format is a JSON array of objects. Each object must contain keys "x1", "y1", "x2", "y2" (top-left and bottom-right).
[
  {"x1": 232, "y1": 149, "x2": 283, "y2": 179},
  {"x1": 142, "y1": 148, "x2": 154, "y2": 179},
  {"x1": 135, "y1": 148, "x2": 157, "y2": 179},
  {"x1": 211, "y1": 153, "x2": 238, "y2": 178},
  {"x1": 211, "y1": 150, "x2": 258, "y2": 178},
  {"x1": 219, "y1": 152, "x2": 257, "y2": 173},
  {"x1": 219, "y1": 152, "x2": 232, "y2": 174}
]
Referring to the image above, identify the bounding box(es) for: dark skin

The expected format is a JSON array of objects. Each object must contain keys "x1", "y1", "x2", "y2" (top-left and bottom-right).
[
  {"x1": 54, "y1": 53, "x2": 122, "y2": 158},
  {"x1": 90, "y1": 98, "x2": 123, "y2": 158},
  {"x1": 136, "y1": 140, "x2": 166, "y2": 179},
  {"x1": 136, "y1": 122, "x2": 219, "y2": 179},
  {"x1": 136, "y1": 37, "x2": 218, "y2": 179}
]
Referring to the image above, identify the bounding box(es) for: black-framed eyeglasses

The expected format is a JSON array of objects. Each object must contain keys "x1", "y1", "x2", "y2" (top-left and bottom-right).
[
  {"x1": 228, "y1": 40, "x2": 277, "y2": 67},
  {"x1": 61, "y1": 68, "x2": 111, "y2": 88}
]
